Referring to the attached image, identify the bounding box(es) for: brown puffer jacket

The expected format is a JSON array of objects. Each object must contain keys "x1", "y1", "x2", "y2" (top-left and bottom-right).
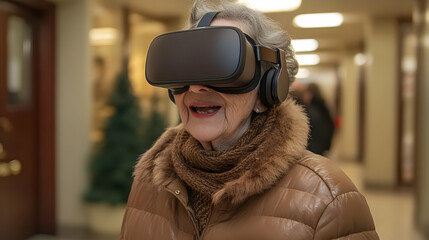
[{"x1": 120, "y1": 100, "x2": 379, "y2": 240}]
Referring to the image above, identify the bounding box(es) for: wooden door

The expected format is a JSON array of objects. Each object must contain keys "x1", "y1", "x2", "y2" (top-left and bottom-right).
[
  {"x1": 0, "y1": 3, "x2": 38, "y2": 239},
  {"x1": 0, "y1": 1, "x2": 55, "y2": 240}
]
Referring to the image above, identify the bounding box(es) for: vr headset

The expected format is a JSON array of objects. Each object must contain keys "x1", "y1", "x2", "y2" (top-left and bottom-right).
[{"x1": 145, "y1": 12, "x2": 290, "y2": 107}]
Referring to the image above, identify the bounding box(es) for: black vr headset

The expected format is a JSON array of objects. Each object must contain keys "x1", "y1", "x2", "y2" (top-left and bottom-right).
[{"x1": 145, "y1": 12, "x2": 290, "y2": 107}]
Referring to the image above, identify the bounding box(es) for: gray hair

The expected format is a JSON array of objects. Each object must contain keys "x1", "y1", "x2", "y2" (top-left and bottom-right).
[{"x1": 188, "y1": 0, "x2": 298, "y2": 83}]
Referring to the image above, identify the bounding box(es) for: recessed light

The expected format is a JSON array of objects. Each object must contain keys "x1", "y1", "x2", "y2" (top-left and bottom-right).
[
  {"x1": 292, "y1": 39, "x2": 319, "y2": 52},
  {"x1": 90, "y1": 28, "x2": 118, "y2": 46},
  {"x1": 293, "y1": 13, "x2": 344, "y2": 28},
  {"x1": 238, "y1": 0, "x2": 301, "y2": 13},
  {"x1": 296, "y1": 54, "x2": 320, "y2": 66}
]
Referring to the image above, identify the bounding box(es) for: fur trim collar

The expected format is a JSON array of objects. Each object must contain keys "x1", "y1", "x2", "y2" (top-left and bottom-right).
[{"x1": 134, "y1": 99, "x2": 309, "y2": 205}]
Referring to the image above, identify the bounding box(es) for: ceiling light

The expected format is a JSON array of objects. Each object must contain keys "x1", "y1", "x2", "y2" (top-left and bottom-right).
[
  {"x1": 90, "y1": 28, "x2": 118, "y2": 46},
  {"x1": 296, "y1": 54, "x2": 320, "y2": 66},
  {"x1": 291, "y1": 39, "x2": 319, "y2": 52},
  {"x1": 293, "y1": 13, "x2": 344, "y2": 28},
  {"x1": 238, "y1": 0, "x2": 301, "y2": 13}
]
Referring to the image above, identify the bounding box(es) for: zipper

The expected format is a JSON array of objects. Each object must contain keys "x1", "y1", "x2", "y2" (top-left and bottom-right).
[
  {"x1": 165, "y1": 186, "x2": 200, "y2": 239},
  {"x1": 199, "y1": 204, "x2": 214, "y2": 239},
  {"x1": 185, "y1": 206, "x2": 200, "y2": 240}
]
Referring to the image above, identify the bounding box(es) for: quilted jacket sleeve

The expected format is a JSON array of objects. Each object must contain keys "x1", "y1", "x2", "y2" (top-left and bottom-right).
[{"x1": 313, "y1": 190, "x2": 379, "y2": 240}]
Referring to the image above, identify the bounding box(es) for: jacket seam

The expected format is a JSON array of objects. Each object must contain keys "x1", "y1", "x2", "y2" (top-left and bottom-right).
[
  {"x1": 126, "y1": 206, "x2": 194, "y2": 236},
  {"x1": 272, "y1": 185, "x2": 326, "y2": 199},
  {"x1": 312, "y1": 191, "x2": 361, "y2": 240},
  {"x1": 233, "y1": 215, "x2": 315, "y2": 230},
  {"x1": 295, "y1": 161, "x2": 336, "y2": 199}
]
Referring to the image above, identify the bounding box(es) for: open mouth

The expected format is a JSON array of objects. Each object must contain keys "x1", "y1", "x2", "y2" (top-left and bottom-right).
[{"x1": 190, "y1": 105, "x2": 221, "y2": 115}]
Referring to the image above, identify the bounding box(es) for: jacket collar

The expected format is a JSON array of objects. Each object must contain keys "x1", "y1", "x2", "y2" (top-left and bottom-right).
[{"x1": 133, "y1": 99, "x2": 309, "y2": 205}]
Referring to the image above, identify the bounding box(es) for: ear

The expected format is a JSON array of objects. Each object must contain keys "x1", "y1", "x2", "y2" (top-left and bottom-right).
[{"x1": 254, "y1": 97, "x2": 268, "y2": 113}]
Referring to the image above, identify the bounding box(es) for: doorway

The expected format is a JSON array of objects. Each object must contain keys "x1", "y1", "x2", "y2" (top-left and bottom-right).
[
  {"x1": 0, "y1": 0, "x2": 55, "y2": 239},
  {"x1": 397, "y1": 20, "x2": 417, "y2": 187}
]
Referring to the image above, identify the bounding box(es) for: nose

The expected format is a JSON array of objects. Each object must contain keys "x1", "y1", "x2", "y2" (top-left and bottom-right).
[{"x1": 188, "y1": 85, "x2": 211, "y2": 93}]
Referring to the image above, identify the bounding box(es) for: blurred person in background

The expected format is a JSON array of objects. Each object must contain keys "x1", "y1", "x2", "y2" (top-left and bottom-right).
[
  {"x1": 290, "y1": 82, "x2": 335, "y2": 156},
  {"x1": 119, "y1": 1, "x2": 378, "y2": 239}
]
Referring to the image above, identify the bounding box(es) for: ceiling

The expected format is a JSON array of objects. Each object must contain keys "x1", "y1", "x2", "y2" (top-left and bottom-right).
[{"x1": 123, "y1": 0, "x2": 414, "y2": 66}]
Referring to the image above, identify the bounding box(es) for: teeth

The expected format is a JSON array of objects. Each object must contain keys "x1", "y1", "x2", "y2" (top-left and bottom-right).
[
  {"x1": 191, "y1": 106, "x2": 220, "y2": 114},
  {"x1": 196, "y1": 108, "x2": 216, "y2": 114}
]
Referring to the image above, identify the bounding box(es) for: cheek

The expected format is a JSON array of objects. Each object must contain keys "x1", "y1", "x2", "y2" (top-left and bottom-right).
[
  {"x1": 174, "y1": 94, "x2": 189, "y2": 123},
  {"x1": 224, "y1": 92, "x2": 258, "y2": 124},
  {"x1": 233, "y1": 91, "x2": 258, "y2": 111}
]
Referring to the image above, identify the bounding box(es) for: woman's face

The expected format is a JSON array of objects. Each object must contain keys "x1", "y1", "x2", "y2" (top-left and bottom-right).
[{"x1": 173, "y1": 19, "x2": 266, "y2": 151}]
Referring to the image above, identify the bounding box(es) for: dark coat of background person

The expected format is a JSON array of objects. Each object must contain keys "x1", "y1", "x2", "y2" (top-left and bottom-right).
[
  {"x1": 291, "y1": 83, "x2": 335, "y2": 156},
  {"x1": 306, "y1": 83, "x2": 335, "y2": 155}
]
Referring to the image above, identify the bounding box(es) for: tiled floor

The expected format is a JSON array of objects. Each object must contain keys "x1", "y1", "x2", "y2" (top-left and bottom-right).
[{"x1": 338, "y1": 160, "x2": 425, "y2": 240}]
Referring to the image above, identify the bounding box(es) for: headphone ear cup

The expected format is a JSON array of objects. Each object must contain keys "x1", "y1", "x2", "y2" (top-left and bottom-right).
[
  {"x1": 168, "y1": 89, "x2": 176, "y2": 104},
  {"x1": 259, "y1": 68, "x2": 276, "y2": 107}
]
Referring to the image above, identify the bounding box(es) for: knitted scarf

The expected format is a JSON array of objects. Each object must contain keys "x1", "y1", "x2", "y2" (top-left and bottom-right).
[{"x1": 172, "y1": 107, "x2": 278, "y2": 232}]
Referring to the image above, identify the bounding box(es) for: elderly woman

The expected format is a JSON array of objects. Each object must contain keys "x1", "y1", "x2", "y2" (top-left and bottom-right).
[{"x1": 120, "y1": 1, "x2": 379, "y2": 240}]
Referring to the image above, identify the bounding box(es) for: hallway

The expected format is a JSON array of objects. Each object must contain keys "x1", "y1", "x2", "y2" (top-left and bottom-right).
[{"x1": 338, "y1": 161, "x2": 424, "y2": 240}]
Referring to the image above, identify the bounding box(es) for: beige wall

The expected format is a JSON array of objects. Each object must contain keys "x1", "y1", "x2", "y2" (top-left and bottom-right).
[
  {"x1": 364, "y1": 17, "x2": 398, "y2": 187},
  {"x1": 417, "y1": 0, "x2": 429, "y2": 234},
  {"x1": 56, "y1": 0, "x2": 91, "y2": 228},
  {"x1": 338, "y1": 53, "x2": 360, "y2": 161}
]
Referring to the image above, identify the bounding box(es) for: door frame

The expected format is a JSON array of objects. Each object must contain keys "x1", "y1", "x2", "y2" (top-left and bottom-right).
[{"x1": 4, "y1": 0, "x2": 56, "y2": 234}]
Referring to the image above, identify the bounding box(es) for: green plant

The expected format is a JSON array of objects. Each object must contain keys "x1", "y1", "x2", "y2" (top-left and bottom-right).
[
  {"x1": 142, "y1": 93, "x2": 167, "y2": 150},
  {"x1": 84, "y1": 71, "x2": 150, "y2": 205}
]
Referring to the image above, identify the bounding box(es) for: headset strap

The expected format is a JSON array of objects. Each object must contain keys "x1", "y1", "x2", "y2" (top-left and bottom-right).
[
  {"x1": 197, "y1": 11, "x2": 220, "y2": 27},
  {"x1": 255, "y1": 46, "x2": 279, "y2": 64}
]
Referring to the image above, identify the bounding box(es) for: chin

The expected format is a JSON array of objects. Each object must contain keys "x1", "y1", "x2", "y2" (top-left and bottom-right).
[{"x1": 186, "y1": 125, "x2": 221, "y2": 143}]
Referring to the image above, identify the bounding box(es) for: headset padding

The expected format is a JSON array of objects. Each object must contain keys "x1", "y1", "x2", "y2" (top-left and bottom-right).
[{"x1": 260, "y1": 68, "x2": 276, "y2": 107}]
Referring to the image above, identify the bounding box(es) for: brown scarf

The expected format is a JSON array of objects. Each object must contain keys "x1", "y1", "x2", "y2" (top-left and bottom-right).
[{"x1": 172, "y1": 107, "x2": 279, "y2": 231}]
